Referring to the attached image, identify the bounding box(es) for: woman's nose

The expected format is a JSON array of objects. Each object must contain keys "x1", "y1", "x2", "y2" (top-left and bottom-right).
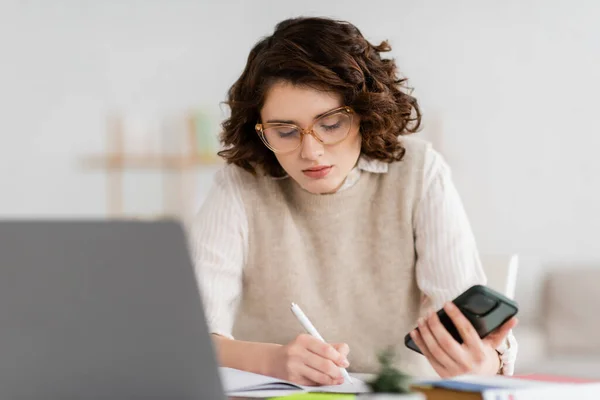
[{"x1": 300, "y1": 132, "x2": 325, "y2": 160}]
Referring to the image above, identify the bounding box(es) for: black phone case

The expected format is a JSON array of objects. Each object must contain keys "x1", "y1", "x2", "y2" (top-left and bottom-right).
[{"x1": 404, "y1": 284, "x2": 518, "y2": 354}]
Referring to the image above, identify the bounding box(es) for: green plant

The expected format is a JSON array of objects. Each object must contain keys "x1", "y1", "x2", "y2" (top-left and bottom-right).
[{"x1": 367, "y1": 347, "x2": 413, "y2": 394}]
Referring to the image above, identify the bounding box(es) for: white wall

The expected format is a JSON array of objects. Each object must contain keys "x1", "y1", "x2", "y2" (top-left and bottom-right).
[{"x1": 1, "y1": 0, "x2": 600, "y2": 319}]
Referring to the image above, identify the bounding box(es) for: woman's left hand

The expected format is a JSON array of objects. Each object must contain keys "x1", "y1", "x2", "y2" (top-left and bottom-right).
[{"x1": 409, "y1": 301, "x2": 518, "y2": 378}]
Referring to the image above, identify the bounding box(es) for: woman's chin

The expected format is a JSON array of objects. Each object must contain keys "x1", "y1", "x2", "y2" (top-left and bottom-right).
[{"x1": 299, "y1": 177, "x2": 344, "y2": 195}]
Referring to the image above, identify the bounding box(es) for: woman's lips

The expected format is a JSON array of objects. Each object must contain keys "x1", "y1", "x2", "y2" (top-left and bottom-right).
[{"x1": 302, "y1": 165, "x2": 332, "y2": 179}]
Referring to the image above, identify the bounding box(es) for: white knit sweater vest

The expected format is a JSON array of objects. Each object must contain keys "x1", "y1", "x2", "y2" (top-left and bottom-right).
[{"x1": 232, "y1": 137, "x2": 436, "y2": 377}]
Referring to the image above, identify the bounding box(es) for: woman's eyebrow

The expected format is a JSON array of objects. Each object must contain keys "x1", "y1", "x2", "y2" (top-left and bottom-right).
[
  {"x1": 266, "y1": 118, "x2": 297, "y2": 124},
  {"x1": 266, "y1": 107, "x2": 339, "y2": 124}
]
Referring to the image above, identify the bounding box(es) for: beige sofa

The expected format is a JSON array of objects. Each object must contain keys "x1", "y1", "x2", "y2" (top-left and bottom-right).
[{"x1": 513, "y1": 268, "x2": 600, "y2": 379}]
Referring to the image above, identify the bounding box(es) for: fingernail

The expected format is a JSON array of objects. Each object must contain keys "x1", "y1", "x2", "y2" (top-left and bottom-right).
[
  {"x1": 341, "y1": 359, "x2": 350, "y2": 368},
  {"x1": 417, "y1": 318, "x2": 424, "y2": 326}
]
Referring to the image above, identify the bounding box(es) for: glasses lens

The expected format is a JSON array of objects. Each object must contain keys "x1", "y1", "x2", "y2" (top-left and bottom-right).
[
  {"x1": 313, "y1": 112, "x2": 351, "y2": 144},
  {"x1": 262, "y1": 126, "x2": 301, "y2": 152}
]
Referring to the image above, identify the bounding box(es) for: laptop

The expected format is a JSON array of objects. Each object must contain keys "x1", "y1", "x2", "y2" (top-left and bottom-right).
[{"x1": 0, "y1": 220, "x2": 226, "y2": 400}]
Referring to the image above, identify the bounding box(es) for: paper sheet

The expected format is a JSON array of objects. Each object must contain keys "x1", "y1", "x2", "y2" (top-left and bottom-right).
[{"x1": 219, "y1": 367, "x2": 371, "y2": 396}]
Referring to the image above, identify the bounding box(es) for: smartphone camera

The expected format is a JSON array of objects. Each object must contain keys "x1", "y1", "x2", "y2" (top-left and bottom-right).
[{"x1": 460, "y1": 293, "x2": 498, "y2": 316}]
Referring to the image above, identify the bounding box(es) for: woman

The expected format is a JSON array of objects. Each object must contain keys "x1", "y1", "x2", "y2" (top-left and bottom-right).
[{"x1": 192, "y1": 16, "x2": 518, "y2": 386}]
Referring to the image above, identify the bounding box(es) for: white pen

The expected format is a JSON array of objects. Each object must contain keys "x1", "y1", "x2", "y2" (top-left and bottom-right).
[{"x1": 290, "y1": 302, "x2": 353, "y2": 384}]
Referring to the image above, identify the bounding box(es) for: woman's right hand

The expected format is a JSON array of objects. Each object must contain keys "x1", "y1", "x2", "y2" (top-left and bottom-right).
[{"x1": 269, "y1": 333, "x2": 351, "y2": 386}]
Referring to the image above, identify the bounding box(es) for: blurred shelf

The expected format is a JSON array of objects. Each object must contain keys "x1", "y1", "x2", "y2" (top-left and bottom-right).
[
  {"x1": 85, "y1": 110, "x2": 221, "y2": 219},
  {"x1": 81, "y1": 153, "x2": 222, "y2": 170}
]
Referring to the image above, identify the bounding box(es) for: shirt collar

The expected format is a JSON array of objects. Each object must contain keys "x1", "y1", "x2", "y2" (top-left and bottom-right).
[{"x1": 356, "y1": 155, "x2": 389, "y2": 174}]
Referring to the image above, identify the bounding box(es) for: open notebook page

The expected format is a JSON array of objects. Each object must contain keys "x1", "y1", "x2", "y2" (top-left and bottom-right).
[{"x1": 220, "y1": 367, "x2": 371, "y2": 397}]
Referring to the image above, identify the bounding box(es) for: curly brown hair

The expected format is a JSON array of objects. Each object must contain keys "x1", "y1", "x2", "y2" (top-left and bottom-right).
[{"x1": 218, "y1": 16, "x2": 422, "y2": 177}]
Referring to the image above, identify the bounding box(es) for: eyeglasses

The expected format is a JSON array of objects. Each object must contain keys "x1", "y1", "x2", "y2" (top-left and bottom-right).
[{"x1": 255, "y1": 106, "x2": 354, "y2": 154}]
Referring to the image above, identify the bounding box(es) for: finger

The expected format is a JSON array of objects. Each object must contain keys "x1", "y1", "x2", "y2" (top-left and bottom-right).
[
  {"x1": 443, "y1": 302, "x2": 482, "y2": 350},
  {"x1": 483, "y1": 317, "x2": 519, "y2": 349},
  {"x1": 299, "y1": 334, "x2": 346, "y2": 365},
  {"x1": 299, "y1": 363, "x2": 344, "y2": 386},
  {"x1": 332, "y1": 343, "x2": 350, "y2": 362},
  {"x1": 426, "y1": 311, "x2": 471, "y2": 371},
  {"x1": 418, "y1": 316, "x2": 460, "y2": 371},
  {"x1": 301, "y1": 350, "x2": 343, "y2": 380},
  {"x1": 332, "y1": 343, "x2": 350, "y2": 357},
  {"x1": 409, "y1": 329, "x2": 446, "y2": 376}
]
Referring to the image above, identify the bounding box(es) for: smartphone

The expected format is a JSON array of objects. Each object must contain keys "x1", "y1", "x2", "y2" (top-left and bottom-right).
[{"x1": 404, "y1": 284, "x2": 518, "y2": 354}]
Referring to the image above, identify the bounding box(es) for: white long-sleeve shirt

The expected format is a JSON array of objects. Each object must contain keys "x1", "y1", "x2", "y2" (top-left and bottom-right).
[{"x1": 191, "y1": 147, "x2": 518, "y2": 375}]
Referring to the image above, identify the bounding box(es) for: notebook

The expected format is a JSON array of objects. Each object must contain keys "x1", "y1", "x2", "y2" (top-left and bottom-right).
[
  {"x1": 219, "y1": 367, "x2": 371, "y2": 398},
  {"x1": 411, "y1": 374, "x2": 600, "y2": 400}
]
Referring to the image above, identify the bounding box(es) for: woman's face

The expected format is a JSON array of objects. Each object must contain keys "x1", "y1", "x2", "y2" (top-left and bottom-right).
[{"x1": 259, "y1": 81, "x2": 361, "y2": 194}]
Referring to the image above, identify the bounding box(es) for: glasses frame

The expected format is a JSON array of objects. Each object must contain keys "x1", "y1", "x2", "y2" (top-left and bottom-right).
[{"x1": 255, "y1": 106, "x2": 354, "y2": 154}]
